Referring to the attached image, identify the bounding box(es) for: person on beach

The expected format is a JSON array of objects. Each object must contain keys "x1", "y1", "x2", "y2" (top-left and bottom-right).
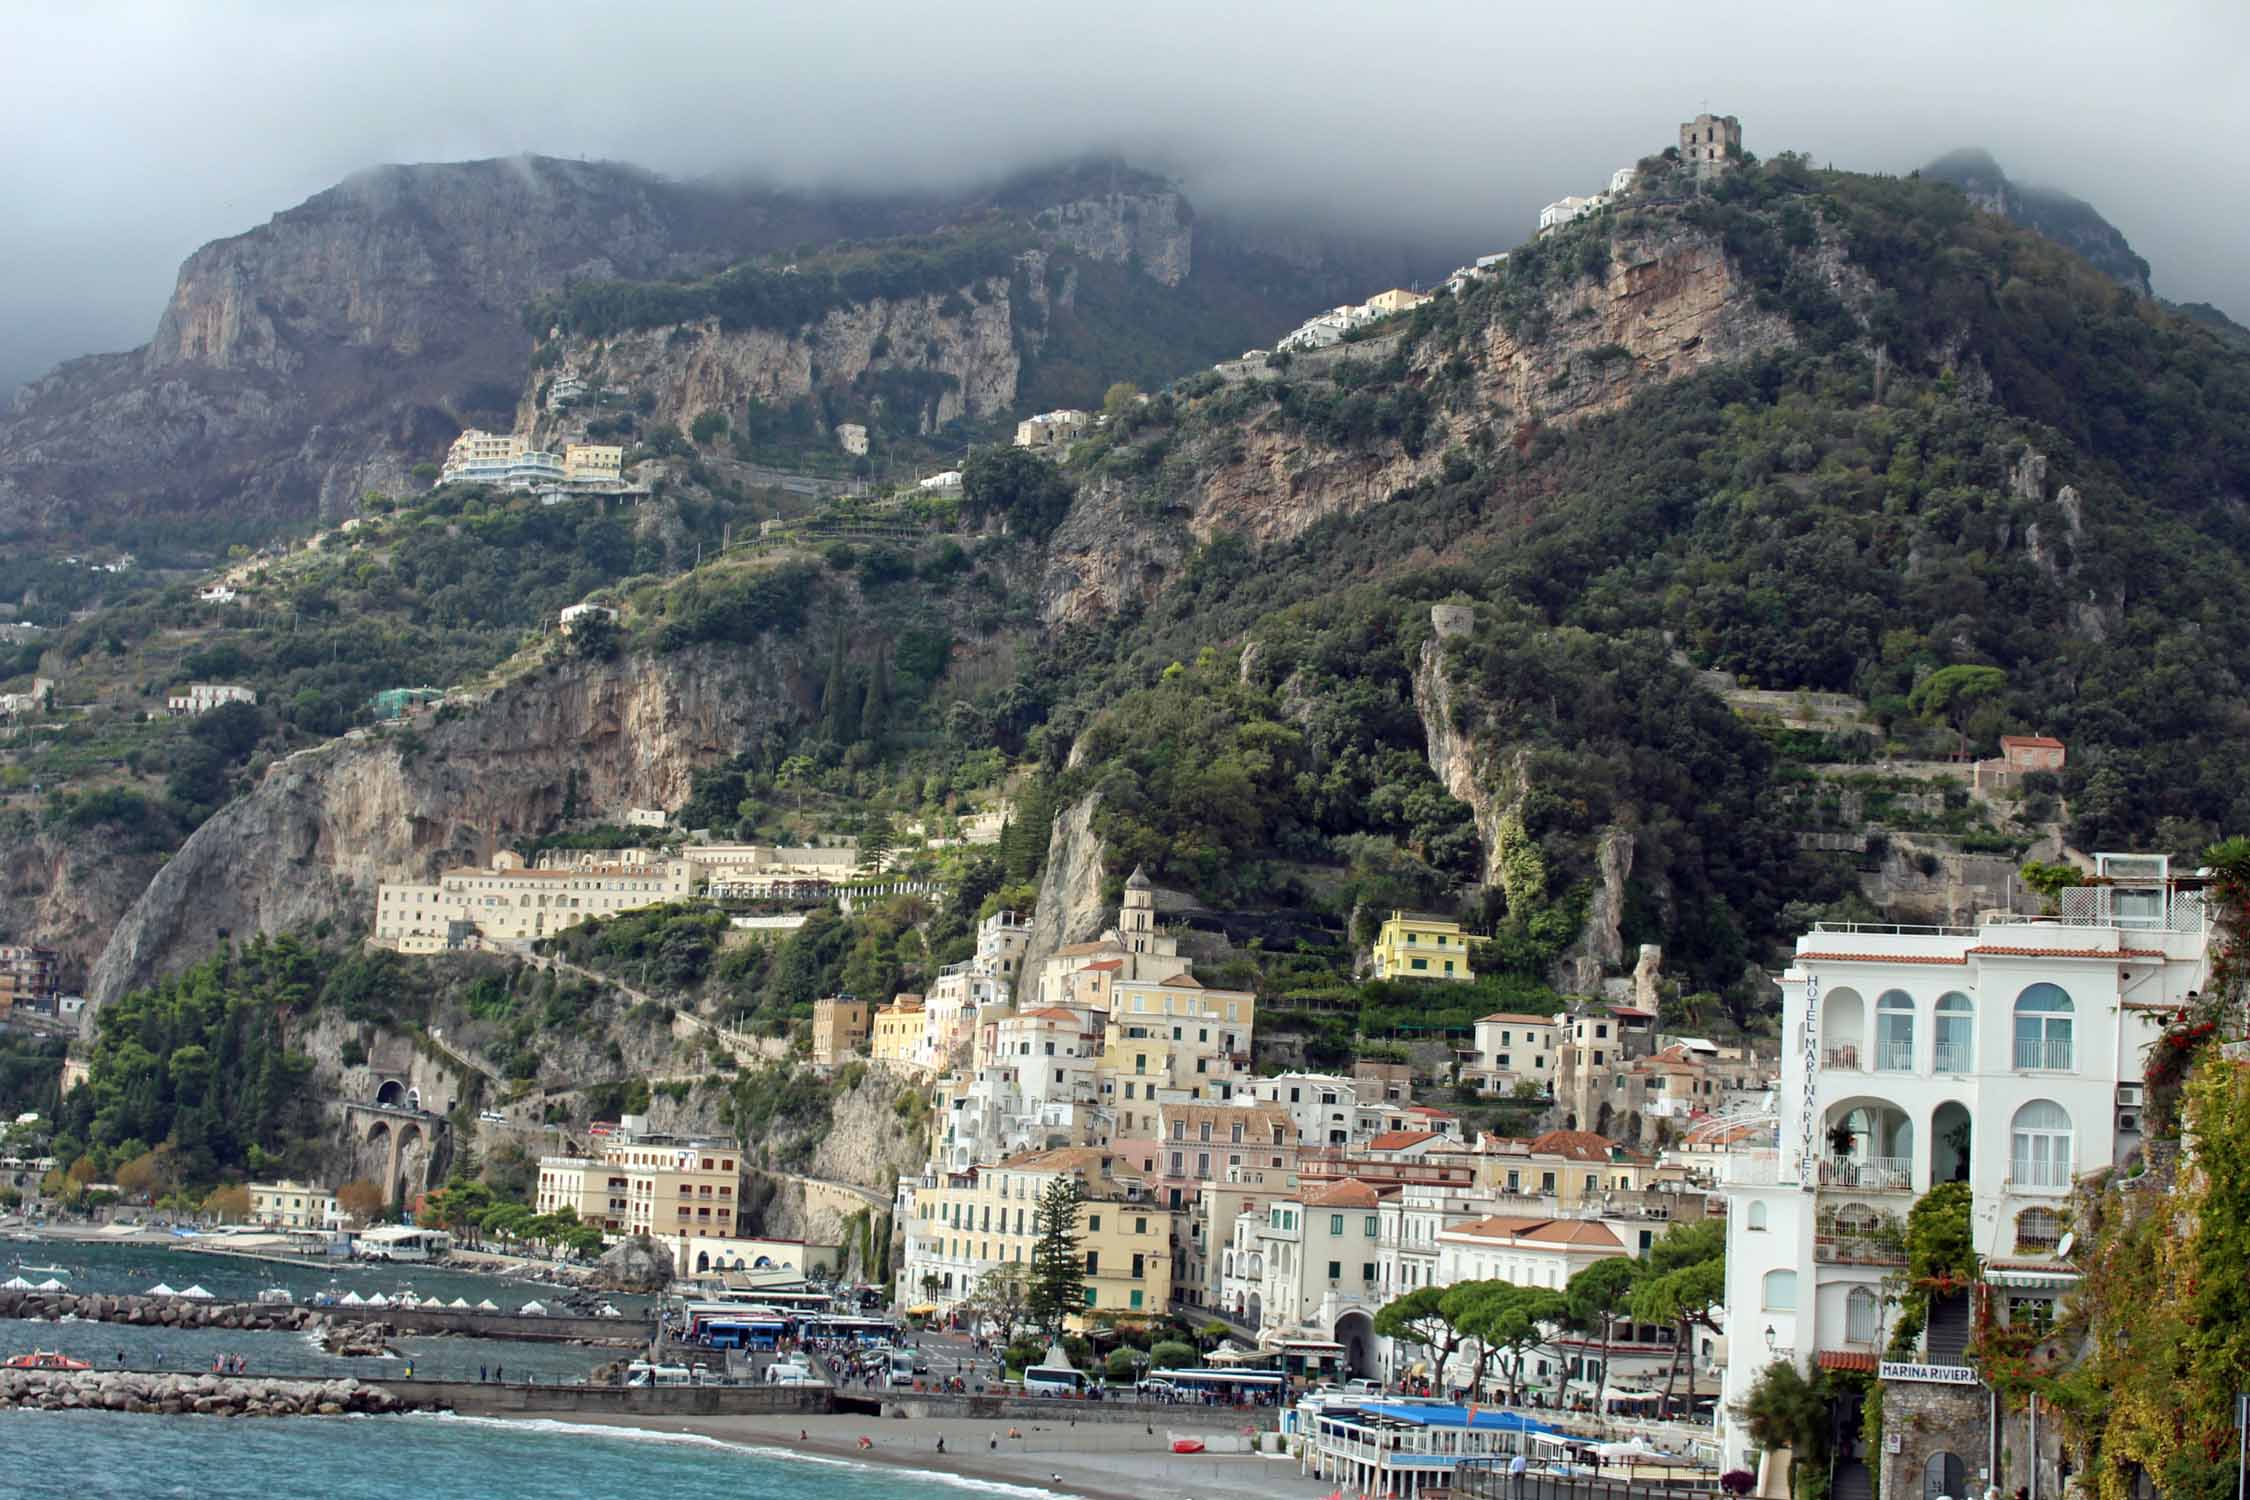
[
  {"x1": 480, "y1": 1365, "x2": 488, "y2": 1382},
  {"x1": 936, "y1": 1438, "x2": 946, "y2": 1455}
]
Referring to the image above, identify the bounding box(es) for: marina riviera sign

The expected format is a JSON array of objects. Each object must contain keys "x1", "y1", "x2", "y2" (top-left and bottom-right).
[{"x1": 1880, "y1": 1362, "x2": 1982, "y2": 1385}]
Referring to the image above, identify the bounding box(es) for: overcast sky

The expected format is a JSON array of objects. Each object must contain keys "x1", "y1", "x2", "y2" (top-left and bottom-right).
[{"x1": 6, "y1": 0, "x2": 2247, "y2": 395}]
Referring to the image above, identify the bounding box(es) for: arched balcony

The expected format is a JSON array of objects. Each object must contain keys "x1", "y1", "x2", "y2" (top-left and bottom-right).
[
  {"x1": 1820, "y1": 1098, "x2": 1915, "y2": 1192},
  {"x1": 1821, "y1": 986, "x2": 1867, "y2": 1071},
  {"x1": 1930, "y1": 1101, "x2": 1972, "y2": 1185}
]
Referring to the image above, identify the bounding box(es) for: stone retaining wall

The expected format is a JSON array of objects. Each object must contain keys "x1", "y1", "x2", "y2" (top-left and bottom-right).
[{"x1": 381, "y1": 1377, "x2": 832, "y2": 1416}]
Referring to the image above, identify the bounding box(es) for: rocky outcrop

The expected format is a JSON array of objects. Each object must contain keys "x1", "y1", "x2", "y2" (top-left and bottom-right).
[
  {"x1": 89, "y1": 636, "x2": 819, "y2": 1007},
  {"x1": 1556, "y1": 827, "x2": 1635, "y2": 995},
  {"x1": 2, "y1": 1289, "x2": 323, "y2": 1332},
  {"x1": 1036, "y1": 475, "x2": 1194, "y2": 627},
  {"x1": 1180, "y1": 215, "x2": 1839, "y2": 550},
  {"x1": 574, "y1": 276, "x2": 1022, "y2": 436},
  {"x1": 1034, "y1": 192, "x2": 1194, "y2": 286},
  {"x1": 1015, "y1": 793, "x2": 1109, "y2": 999},
  {"x1": 595, "y1": 1234, "x2": 673, "y2": 1293},
  {"x1": 1921, "y1": 149, "x2": 2153, "y2": 296},
  {"x1": 0, "y1": 819, "x2": 167, "y2": 990},
  {"x1": 0, "y1": 1367, "x2": 404, "y2": 1417}
]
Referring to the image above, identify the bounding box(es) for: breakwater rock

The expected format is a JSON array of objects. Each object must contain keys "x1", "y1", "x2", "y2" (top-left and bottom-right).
[
  {"x1": 0, "y1": 1367, "x2": 404, "y2": 1416},
  {"x1": 0, "y1": 1289, "x2": 322, "y2": 1333}
]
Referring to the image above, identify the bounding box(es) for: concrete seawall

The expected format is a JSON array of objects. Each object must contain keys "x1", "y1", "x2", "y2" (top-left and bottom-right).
[
  {"x1": 378, "y1": 1377, "x2": 833, "y2": 1417},
  {"x1": 879, "y1": 1392, "x2": 1281, "y2": 1429},
  {"x1": 379, "y1": 1305, "x2": 649, "y2": 1345}
]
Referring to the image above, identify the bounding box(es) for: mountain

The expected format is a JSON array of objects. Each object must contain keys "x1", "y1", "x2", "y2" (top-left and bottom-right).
[
  {"x1": 1920, "y1": 148, "x2": 2153, "y2": 295},
  {"x1": 0, "y1": 156, "x2": 1409, "y2": 545},
  {"x1": 54, "y1": 144, "x2": 2250, "y2": 1022}
]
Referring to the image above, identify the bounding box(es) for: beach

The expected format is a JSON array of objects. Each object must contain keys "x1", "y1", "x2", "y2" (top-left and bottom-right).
[{"x1": 492, "y1": 1408, "x2": 1329, "y2": 1500}]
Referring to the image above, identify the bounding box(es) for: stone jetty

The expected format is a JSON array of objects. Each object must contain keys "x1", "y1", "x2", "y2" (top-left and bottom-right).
[
  {"x1": 0, "y1": 1367, "x2": 405, "y2": 1416},
  {"x1": 0, "y1": 1288, "x2": 322, "y2": 1333}
]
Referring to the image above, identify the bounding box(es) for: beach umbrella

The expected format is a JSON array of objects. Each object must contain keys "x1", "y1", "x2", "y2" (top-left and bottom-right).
[
  {"x1": 2, "y1": 1275, "x2": 32, "y2": 1289},
  {"x1": 520, "y1": 1300, "x2": 547, "y2": 1315},
  {"x1": 35, "y1": 1279, "x2": 66, "y2": 1291},
  {"x1": 475, "y1": 1299, "x2": 499, "y2": 1312},
  {"x1": 449, "y1": 1298, "x2": 472, "y2": 1309},
  {"x1": 366, "y1": 1293, "x2": 391, "y2": 1308},
  {"x1": 179, "y1": 1284, "x2": 214, "y2": 1300},
  {"x1": 339, "y1": 1291, "x2": 366, "y2": 1307},
  {"x1": 146, "y1": 1283, "x2": 179, "y2": 1297}
]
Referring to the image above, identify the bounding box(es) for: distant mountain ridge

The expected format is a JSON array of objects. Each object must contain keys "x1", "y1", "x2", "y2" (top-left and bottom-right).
[
  {"x1": 1920, "y1": 148, "x2": 2153, "y2": 295},
  {"x1": 0, "y1": 155, "x2": 1411, "y2": 543}
]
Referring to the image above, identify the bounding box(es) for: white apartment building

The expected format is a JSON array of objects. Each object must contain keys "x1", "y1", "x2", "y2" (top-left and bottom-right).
[
  {"x1": 1242, "y1": 1073, "x2": 1361, "y2": 1147},
  {"x1": 167, "y1": 682, "x2": 256, "y2": 716},
  {"x1": 1465, "y1": 1012, "x2": 1562, "y2": 1093},
  {"x1": 1718, "y1": 854, "x2": 2211, "y2": 1468},
  {"x1": 374, "y1": 850, "x2": 693, "y2": 953},
  {"x1": 1258, "y1": 1179, "x2": 1393, "y2": 1376}
]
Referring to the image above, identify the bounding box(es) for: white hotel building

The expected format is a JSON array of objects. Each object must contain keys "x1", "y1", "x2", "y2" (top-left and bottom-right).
[{"x1": 1718, "y1": 854, "x2": 2212, "y2": 1468}]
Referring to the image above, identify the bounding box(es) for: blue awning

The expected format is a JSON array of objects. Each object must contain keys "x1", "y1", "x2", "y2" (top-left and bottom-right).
[{"x1": 1364, "y1": 1403, "x2": 1560, "y2": 1434}]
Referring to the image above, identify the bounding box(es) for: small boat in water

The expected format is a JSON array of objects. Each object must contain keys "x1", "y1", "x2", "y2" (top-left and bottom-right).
[
  {"x1": 4, "y1": 1351, "x2": 92, "y2": 1371},
  {"x1": 15, "y1": 1264, "x2": 68, "y2": 1277}
]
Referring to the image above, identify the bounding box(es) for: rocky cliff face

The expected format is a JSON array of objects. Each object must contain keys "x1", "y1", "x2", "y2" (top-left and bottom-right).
[
  {"x1": 88, "y1": 637, "x2": 819, "y2": 1006},
  {"x1": 1034, "y1": 192, "x2": 1194, "y2": 286},
  {"x1": 0, "y1": 822, "x2": 167, "y2": 990},
  {"x1": 1014, "y1": 792, "x2": 1110, "y2": 997},
  {"x1": 1411, "y1": 605, "x2": 1634, "y2": 995},
  {"x1": 566, "y1": 274, "x2": 1025, "y2": 436},
  {"x1": 1921, "y1": 149, "x2": 2153, "y2": 296},
  {"x1": 1184, "y1": 217, "x2": 1820, "y2": 548}
]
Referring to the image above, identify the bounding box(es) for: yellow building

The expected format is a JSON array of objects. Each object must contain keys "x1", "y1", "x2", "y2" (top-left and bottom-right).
[
  {"x1": 536, "y1": 1136, "x2": 744, "y2": 1239},
  {"x1": 870, "y1": 995, "x2": 927, "y2": 1070},
  {"x1": 372, "y1": 851, "x2": 693, "y2": 954},
  {"x1": 1364, "y1": 288, "x2": 1432, "y2": 316},
  {"x1": 901, "y1": 1145, "x2": 1172, "y2": 1325},
  {"x1": 248, "y1": 1180, "x2": 338, "y2": 1229},
  {"x1": 563, "y1": 443, "x2": 623, "y2": 482},
  {"x1": 1371, "y1": 910, "x2": 1476, "y2": 982},
  {"x1": 812, "y1": 996, "x2": 873, "y2": 1066}
]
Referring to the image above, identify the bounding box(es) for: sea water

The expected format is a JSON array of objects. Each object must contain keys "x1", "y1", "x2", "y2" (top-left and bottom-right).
[{"x1": 0, "y1": 1408, "x2": 1068, "y2": 1500}]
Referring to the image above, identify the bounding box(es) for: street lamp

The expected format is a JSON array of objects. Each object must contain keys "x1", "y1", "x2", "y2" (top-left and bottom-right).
[{"x1": 1765, "y1": 1325, "x2": 1777, "y2": 1353}]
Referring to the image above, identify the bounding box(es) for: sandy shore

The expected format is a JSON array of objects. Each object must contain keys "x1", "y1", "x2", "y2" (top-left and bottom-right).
[{"x1": 489, "y1": 1409, "x2": 1325, "y2": 1500}]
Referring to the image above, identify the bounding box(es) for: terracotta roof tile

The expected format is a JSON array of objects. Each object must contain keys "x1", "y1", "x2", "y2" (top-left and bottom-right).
[
  {"x1": 1965, "y1": 946, "x2": 2165, "y2": 959},
  {"x1": 2000, "y1": 736, "x2": 2065, "y2": 751},
  {"x1": 1818, "y1": 1351, "x2": 1878, "y2": 1372},
  {"x1": 1304, "y1": 1179, "x2": 1388, "y2": 1208},
  {"x1": 1478, "y1": 1013, "x2": 1562, "y2": 1027},
  {"x1": 1798, "y1": 952, "x2": 1969, "y2": 965},
  {"x1": 1368, "y1": 1130, "x2": 1441, "y2": 1152},
  {"x1": 1444, "y1": 1215, "x2": 1627, "y2": 1249}
]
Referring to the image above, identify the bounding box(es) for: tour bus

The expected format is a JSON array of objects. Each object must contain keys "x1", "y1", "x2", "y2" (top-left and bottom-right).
[
  {"x1": 1141, "y1": 1368, "x2": 1290, "y2": 1405},
  {"x1": 1023, "y1": 1365, "x2": 1092, "y2": 1397}
]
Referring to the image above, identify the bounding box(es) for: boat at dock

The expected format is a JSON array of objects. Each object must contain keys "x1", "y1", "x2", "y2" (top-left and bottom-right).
[{"x1": 5, "y1": 1350, "x2": 92, "y2": 1371}]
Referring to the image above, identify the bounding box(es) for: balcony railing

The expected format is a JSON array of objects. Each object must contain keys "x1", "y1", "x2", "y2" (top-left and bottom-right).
[
  {"x1": 2015, "y1": 1038, "x2": 2075, "y2": 1071},
  {"x1": 1819, "y1": 1156, "x2": 1913, "y2": 1192},
  {"x1": 1875, "y1": 1041, "x2": 1915, "y2": 1072},
  {"x1": 1822, "y1": 1044, "x2": 1861, "y2": 1070},
  {"x1": 1933, "y1": 1042, "x2": 1973, "y2": 1073},
  {"x1": 1816, "y1": 1232, "x2": 1908, "y2": 1267},
  {"x1": 2010, "y1": 1157, "x2": 2074, "y2": 1190}
]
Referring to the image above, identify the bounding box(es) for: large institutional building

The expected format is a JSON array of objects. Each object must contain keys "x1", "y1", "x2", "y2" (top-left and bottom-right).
[{"x1": 1718, "y1": 853, "x2": 2212, "y2": 1468}]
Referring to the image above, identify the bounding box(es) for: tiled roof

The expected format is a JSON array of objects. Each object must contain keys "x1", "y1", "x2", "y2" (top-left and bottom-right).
[
  {"x1": 1161, "y1": 973, "x2": 1204, "y2": 988},
  {"x1": 1367, "y1": 1130, "x2": 1441, "y2": 1152},
  {"x1": 1965, "y1": 946, "x2": 2165, "y2": 960},
  {"x1": 1818, "y1": 1351, "x2": 1879, "y2": 1373},
  {"x1": 1018, "y1": 1006, "x2": 1088, "y2": 1022},
  {"x1": 1529, "y1": 1129, "x2": 1622, "y2": 1163},
  {"x1": 1444, "y1": 1215, "x2": 1627, "y2": 1249},
  {"x1": 1305, "y1": 1179, "x2": 1387, "y2": 1208},
  {"x1": 1478, "y1": 1012, "x2": 1562, "y2": 1026},
  {"x1": 1798, "y1": 952, "x2": 1969, "y2": 965},
  {"x1": 2000, "y1": 735, "x2": 2065, "y2": 750}
]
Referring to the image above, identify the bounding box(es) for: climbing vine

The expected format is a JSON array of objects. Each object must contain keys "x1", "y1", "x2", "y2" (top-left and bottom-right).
[{"x1": 1885, "y1": 1181, "x2": 1977, "y2": 1358}]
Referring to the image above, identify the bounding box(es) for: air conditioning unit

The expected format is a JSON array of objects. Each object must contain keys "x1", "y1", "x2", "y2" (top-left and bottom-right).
[
  {"x1": 2116, "y1": 1083, "x2": 2146, "y2": 1107},
  {"x1": 2116, "y1": 1109, "x2": 2140, "y2": 1135}
]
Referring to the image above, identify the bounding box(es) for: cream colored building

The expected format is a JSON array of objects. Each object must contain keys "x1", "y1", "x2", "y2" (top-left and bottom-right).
[
  {"x1": 535, "y1": 1137, "x2": 744, "y2": 1239},
  {"x1": 563, "y1": 443, "x2": 623, "y2": 482},
  {"x1": 167, "y1": 682, "x2": 256, "y2": 716},
  {"x1": 1364, "y1": 288, "x2": 1431, "y2": 316},
  {"x1": 372, "y1": 850, "x2": 692, "y2": 954},
  {"x1": 812, "y1": 996, "x2": 872, "y2": 1066},
  {"x1": 871, "y1": 995, "x2": 928, "y2": 1070},
  {"x1": 248, "y1": 1179, "x2": 338, "y2": 1229},
  {"x1": 1012, "y1": 409, "x2": 1091, "y2": 450},
  {"x1": 899, "y1": 1145, "x2": 1172, "y2": 1324}
]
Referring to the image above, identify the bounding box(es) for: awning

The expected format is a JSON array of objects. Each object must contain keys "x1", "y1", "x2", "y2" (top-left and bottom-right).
[
  {"x1": 1985, "y1": 1267, "x2": 2079, "y2": 1292},
  {"x1": 906, "y1": 1304, "x2": 939, "y2": 1316}
]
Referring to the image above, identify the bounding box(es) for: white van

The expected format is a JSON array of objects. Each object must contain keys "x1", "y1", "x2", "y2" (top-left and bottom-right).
[
  {"x1": 1023, "y1": 1366, "x2": 1090, "y2": 1397},
  {"x1": 624, "y1": 1362, "x2": 693, "y2": 1387},
  {"x1": 766, "y1": 1358, "x2": 819, "y2": 1386}
]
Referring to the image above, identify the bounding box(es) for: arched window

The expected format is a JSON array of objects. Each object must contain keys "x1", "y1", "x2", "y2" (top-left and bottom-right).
[
  {"x1": 1877, "y1": 991, "x2": 1917, "y2": 1071},
  {"x1": 1846, "y1": 1287, "x2": 1881, "y2": 1344},
  {"x1": 2015, "y1": 984, "x2": 2075, "y2": 1071},
  {"x1": 1747, "y1": 1201, "x2": 1768, "y2": 1232},
  {"x1": 1934, "y1": 992, "x2": 1974, "y2": 1072},
  {"x1": 2010, "y1": 1099, "x2": 2074, "y2": 1189},
  {"x1": 2014, "y1": 1207, "x2": 2064, "y2": 1255},
  {"x1": 1761, "y1": 1269, "x2": 1797, "y2": 1312}
]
